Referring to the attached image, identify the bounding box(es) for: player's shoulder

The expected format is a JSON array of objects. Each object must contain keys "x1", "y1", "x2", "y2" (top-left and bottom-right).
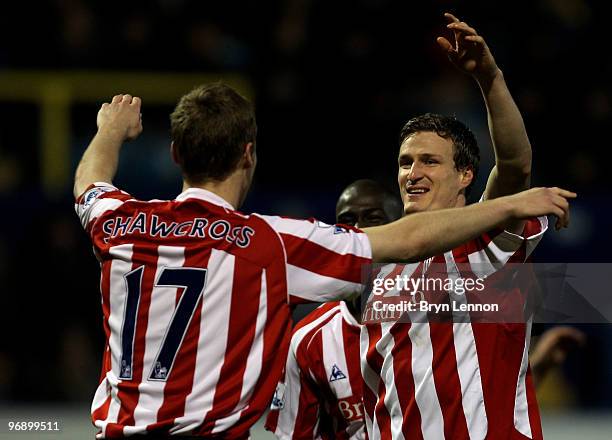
[
  {"x1": 295, "y1": 302, "x2": 343, "y2": 331},
  {"x1": 289, "y1": 302, "x2": 343, "y2": 350}
]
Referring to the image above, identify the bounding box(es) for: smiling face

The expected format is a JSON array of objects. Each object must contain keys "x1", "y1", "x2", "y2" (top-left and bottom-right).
[{"x1": 398, "y1": 131, "x2": 473, "y2": 214}]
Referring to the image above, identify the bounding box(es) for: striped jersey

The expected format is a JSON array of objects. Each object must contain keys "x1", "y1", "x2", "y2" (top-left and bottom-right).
[
  {"x1": 266, "y1": 301, "x2": 364, "y2": 440},
  {"x1": 75, "y1": 183, "x2": 371, "y2": 439},
  {"x1": 361, "y1": 217, "x2": 547, "y2": 440}
]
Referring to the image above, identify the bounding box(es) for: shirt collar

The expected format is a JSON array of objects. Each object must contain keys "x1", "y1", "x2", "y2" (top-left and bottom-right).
[{"x1": 176, "y1": 187, "x2": 235, "y2": 210}]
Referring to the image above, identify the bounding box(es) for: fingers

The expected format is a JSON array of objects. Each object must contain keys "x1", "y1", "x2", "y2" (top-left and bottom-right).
[
  {"x1": 464, "y1": 35, "x2": 485, "y2": 46},
  {"x1": 436, "y1": 36, "x2": 453, "y2": 52},
  {"x1": 545, "y1": 186, "x2": 576, "y2": 230},
  {"x1": 444, "y1": 12, "x2": 460, "y2": 24},
  {"x1": 110, "y1": 94, "x2": 141, "y2": 105},
  {"x1": 550, "y1": 187, "x2": 577, "y2": 199},
  {"x1": 447, "y1": 21, "x2": 478, "y2": 37},
  {"x1": 553, "y1": 195, "x2": 570, "y2": 230}
]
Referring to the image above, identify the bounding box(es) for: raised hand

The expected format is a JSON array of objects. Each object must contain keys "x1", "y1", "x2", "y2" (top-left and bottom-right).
[
  {"x1": 97, "y1": 94, "x2": 143, "y2": 142},
  {"x1": 436, "y1": 12, "x2": 499, "y2": 82},
  {"x1": 508, "y1": 187, "x2": 577, "y2": 231},
  {"x1": 530, "y1": 327, "x2": 586, "y2": 386}
]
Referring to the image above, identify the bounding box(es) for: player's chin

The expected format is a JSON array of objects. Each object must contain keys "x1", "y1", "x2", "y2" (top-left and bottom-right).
[{"x1": 403, "y1": 201, "x2": 424, "y2": 215}]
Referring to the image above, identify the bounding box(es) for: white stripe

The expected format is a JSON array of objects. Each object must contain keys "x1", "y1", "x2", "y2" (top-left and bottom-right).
[
  {"x1": 211, "y1": 269, "x2": 269, "y2": 433},
  {"x1": 360, "y1": 325, "x2": 380, "y2": 440},
  {"x1": 132, "y1": 246, "x2": 185, "y2": 428},
  {"x1": 173, "y1": 249, "x2": 234, "y2": 434},
  {"x1": 286, "y1": 264, "x2": 363, "y2": 302},
  {"x1": 514, "y1": 320, "x2": 533, "y2": 438},
  {"x1": 93, "y1": 244, "x2": 134, "y2": 435},
  {"x1": 108, "y1": 244, "x2": 134, "y2": 378},
  {"x1": 91, "y1": 377, "x2": 109, "y2": 414},
  {"x1": 256, "y1": 215, "x2": 372, "y2": 259},
  {"x1": 445, "y1": 252, "x2": 488, "y2": 440},
  {"x1": 322, "y1": 315, "x2": 352, "y2": 398},
  {"x1": 378, "y1": 322, "x2": 405, "y2": 440},
  {"x1": 77, "y1": 197, "x2": 126, "y2": 229},
  {"x1": 407, "y1": 318, "x2": 445, "y2": 440},
  {"x1": 94, "y1": 372, "x2": 122, "y2": 437}
]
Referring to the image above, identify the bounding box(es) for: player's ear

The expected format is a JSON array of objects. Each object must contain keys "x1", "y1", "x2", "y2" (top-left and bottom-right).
[
  {"x1": 242, "y1": 142, "x2": 256, "y2": 169},
  {"x1": 170, "y1": 141, "x2": 180, "y2": 165},
  {"x1": 459, "y1": 167, "x2": 474, "y2": 190}
]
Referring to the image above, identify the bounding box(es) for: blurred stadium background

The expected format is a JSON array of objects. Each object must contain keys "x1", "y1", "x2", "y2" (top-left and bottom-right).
[{"x1": 0, "y1": 0, "x2": 610, "y2": 438}]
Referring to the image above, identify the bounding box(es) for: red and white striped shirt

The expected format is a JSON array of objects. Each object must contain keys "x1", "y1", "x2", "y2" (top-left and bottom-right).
[
  {"x1": 361, "y1": 218, "x2": 547, "y2": 440},
  {"x1": 266, "y1": 302, "x2": 364, "y2": 440},
  {"x1": 75, "y1": 183, "x2": 372, "y2": 439}
]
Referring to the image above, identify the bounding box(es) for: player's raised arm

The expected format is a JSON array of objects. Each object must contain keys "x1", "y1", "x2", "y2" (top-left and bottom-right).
[
  {"x1": 365, "y1": 186, "x2": 575, "y2": 263},
  {"x1": 438, "y1": 14, "x2": 532, "y2": 219},
  {"x1": 73, "y1": 94, "x2": 143, "y2": 198}
]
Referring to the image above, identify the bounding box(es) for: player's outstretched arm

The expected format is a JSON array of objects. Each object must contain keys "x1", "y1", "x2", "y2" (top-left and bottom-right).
[
  {"x1": 73, "y1": 94, "x2": 143, "y2": 198},
  {"x1": 365, "y1": 187, "x2": 575, "y2": 263},
  {"x1": 438, "y1": 14, "x2": 532, "y2": 210}
]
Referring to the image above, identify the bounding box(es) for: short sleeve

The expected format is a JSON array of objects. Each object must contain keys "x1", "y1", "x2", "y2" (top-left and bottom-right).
[
  {"x1": 464, "y1": 216, "x2": 548, "y2": 278},
  {"x1": 257, "y1": 215, "x2": 372, "y2": 304},
  {"x1": 74, "y1": 182, "x2": 132, "y2": 235}
]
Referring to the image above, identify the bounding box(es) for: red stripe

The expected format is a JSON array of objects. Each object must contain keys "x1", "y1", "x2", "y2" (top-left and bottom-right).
[
  {"x1": 387, "y1": 323, "x2": 424, "y2": 440},
  {"x1": 429, "y1": 322, "x2": 470, "y2": 439},
  {"x1": 115, "y1": 244, "x2": 160, "y2": 430},
  {"x1": 153, "y1": 246, "x2": 211, "y2": 431},
  {"x1": 364, "y1": 324, "x2": 393, "y2": 440},
  {"x1": 295, "y1": 331, "x2": 325, "y2": 438},
  {"x1": 264, "y1": 402, "x2": 279, "y2": 433},
  {"x1": 92, "y1": 395, "x2": 111, "y2": 426},
  {"x1": 525, "y1": 366, "x2": 543, "y2": 440},
  {"x1": 342, "y1": 318, "x2": 363, "y2": 416},
  {"x1": 280, "y1": 233, "x2": 369, "y2": 284}
]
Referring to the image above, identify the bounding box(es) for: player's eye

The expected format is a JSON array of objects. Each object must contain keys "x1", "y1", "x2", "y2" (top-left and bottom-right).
[
  {"x1": 338, "y1": 216, "x2": 356, "y2": 226},
  {"x1": 366, "y1": 216, "x2": 385, "y2": 224},
  {"x1": 399, "y1": 157, "x2": 413, "y2": 168}
]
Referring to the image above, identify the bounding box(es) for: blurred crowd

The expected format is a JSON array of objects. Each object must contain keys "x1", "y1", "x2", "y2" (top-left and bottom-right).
[{"x1": 0, "y1": 0, "x2": 610, "y2": 408}]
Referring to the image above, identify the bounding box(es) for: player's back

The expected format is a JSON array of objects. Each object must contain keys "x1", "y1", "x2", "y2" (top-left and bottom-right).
[{"x1": 84, "y1": 187, "x2": 294, "y2": 438}]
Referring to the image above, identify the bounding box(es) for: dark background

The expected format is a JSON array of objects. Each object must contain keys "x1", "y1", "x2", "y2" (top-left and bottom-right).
[{"x1": 0, "y1": 0, "x2": 610, "y2": 410}]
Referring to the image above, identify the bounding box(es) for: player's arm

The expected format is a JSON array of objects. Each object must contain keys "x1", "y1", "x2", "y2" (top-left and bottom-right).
[
  {"x1": 529, "y1": 327, "x2": 586, "y2": 388},
  {"x1": 73, "y1": 94, "x2": 143, "y2": 198},
  {"x1": 438, "y1": 13, "x2": 531, "y2": 233},
  {"x1": 364, "y1": 187, "x2": 574, "y2": 263}
]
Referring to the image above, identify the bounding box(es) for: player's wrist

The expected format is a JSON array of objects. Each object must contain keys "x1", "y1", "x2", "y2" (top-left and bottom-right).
[
  {"x1": 96, "y1": 125, "x2": 129, "y2": 145},
  {"x1": 474, "y1": 67, "x2": 503, "y2": 88},
  {"x1": 490, "y1": 194, "x2": 517, "y2": 221}
]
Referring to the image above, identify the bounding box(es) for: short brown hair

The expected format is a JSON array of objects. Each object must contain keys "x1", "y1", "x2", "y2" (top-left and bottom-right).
[{"x1": 170, "y1": 83, "x2": 257, "y2": 182}]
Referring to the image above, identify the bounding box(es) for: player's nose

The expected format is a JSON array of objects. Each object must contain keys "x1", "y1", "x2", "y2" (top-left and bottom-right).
[{"x1": 406, "y1": 166, "x2": 424, "y2": 185}]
